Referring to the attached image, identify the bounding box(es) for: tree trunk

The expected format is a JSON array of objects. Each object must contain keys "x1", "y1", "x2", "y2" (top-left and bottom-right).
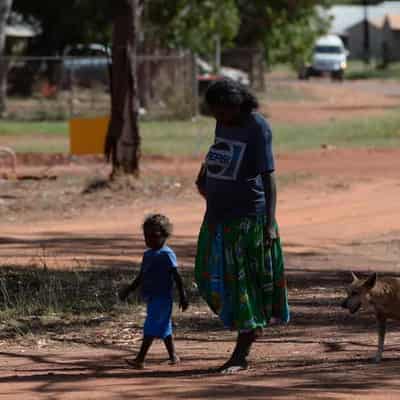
[
  {"x1": 0, "y1": 0, "x2": 12, "y2": 117},
  {"x1": 105, "y1": 0, "x2": 143, "y2": 177}
]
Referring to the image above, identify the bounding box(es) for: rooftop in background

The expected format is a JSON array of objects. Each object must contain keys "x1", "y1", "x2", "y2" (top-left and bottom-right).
[
  {"x1": 322, "y1": 1, "x2": 400, "y2": 35},
  {"x1": 5, "y1": 23, "x2": 36, "y2": 38},
  {"x1": 385, "y1": 14, "x2": 400, "y2": 30}
]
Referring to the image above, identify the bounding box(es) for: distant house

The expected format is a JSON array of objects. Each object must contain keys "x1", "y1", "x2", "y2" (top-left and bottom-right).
[
  {"x1": 5, "y1": 24, "x2": 36, "y2": 39},
  {"x1": 346, "y1": 18, "x2": 384, "y2": 60},
  {"x1": 322, "y1": 2, "x2": 400, "y2": 60},
  {"x1": 382, "y1": 15, "x2": 400, "y2": 61},
  {"x1": 4, "y1": 23, "x2": 36, "y2": 54}
]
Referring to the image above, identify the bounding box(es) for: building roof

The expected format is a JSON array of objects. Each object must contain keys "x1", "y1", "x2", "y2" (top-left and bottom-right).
[
  {"x1": 371, "y1": 17, "x2": 385, "y2": 29},
  {"x1": 385, "y1": 14, "x2": 400, "y2": 30},
  {"x1": 322, "y1": 2, "x2": 400, "y2": 35},
  {"x1": 5, "y1": 24, "x2": 36, "y2": 38},
  {"x1": 345, "y1": 16, "x2": 385, "y2": 32}
]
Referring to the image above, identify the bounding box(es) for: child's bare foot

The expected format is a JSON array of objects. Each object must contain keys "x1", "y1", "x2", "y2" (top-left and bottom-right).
[
  {"x1": 125, "y1": 358, "x2": 145, "y2": 369},
  {"x1": 168, "y1": 355, "x2": 180, "y2": 365}
]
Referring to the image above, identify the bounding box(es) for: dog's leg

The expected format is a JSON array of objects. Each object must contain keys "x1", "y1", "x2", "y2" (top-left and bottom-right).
[{"x1": 374, "y1": 316, "x2": 386, "y2": 363}]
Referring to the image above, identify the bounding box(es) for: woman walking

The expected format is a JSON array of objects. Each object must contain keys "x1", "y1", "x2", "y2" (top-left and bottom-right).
[{"x1": 195, "y1": 79, "x2": 289, "y2": 373}]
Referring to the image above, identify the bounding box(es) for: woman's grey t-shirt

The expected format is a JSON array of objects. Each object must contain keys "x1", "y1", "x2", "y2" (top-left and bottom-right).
[{"x1": 204, "y1": 112, "x2": 274, "y2": 223}]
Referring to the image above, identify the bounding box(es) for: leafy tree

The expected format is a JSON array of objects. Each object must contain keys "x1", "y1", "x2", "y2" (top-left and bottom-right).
[
  {"x1": 12, "y1": 0, "x2": 112, "y2": 54},
  {"x1": 264, "y1": 6, "x2": 328, "y2": 68},
  {"x1": 234, "y1": 0, "x2": 332, "y2": 67},
  {"x1": 12, "y1": 0, "x2": 239, "y2": 57},
  {"x1": 12, "y1": 0, "x2": 329, "y2": 67},
  {"x1": 144, "y1": 0, "x2": 239, "y2": 56}
]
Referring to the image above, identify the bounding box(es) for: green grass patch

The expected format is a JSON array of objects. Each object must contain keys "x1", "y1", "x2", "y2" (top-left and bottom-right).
[
  {"x1": 1, "y1": 111, "x2": 400, "y2": 155},
  {"x1": 142, "y1": 112, "x2": 400, "y2": 155},
  {"x1": 141, "y1": 112, "x2": 400, "y2": 154},
  {"x1": 0, "y1": 120, "x2": 69, "y2": 152},
  {"x1": 274, "y1": 111, "x2": 400, "y2": 151},
  {"x1": 346, "y1": 61, "x2": 400, "y2": 80},
  {"x1": 141, "y1": 117, "x2": 215, "y2": 156},
  {"x1": 0, "y1": 120, "x2": 68, "y2": 136}
]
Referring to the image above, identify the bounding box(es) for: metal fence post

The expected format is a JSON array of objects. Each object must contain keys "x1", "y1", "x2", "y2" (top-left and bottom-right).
[{"x1": 191, "y1": 52, "x2": 199, "y2": 118}]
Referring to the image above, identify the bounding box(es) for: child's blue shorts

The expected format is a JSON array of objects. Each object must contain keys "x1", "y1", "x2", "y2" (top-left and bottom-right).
[{"x1": 143, "y1": 296, "x2": 173, "y2": 339}]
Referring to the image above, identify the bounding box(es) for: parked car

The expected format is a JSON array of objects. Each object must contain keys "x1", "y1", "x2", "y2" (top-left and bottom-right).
[
  {"x1": 298, "y1": 35, "x2": 349, "y2": 81},
  {"x1": 196, "y1": 57, "x2": 250, "y2": 95},
  {"x1": 62, "y1": 43, "x2": 110, "y2": 89}
]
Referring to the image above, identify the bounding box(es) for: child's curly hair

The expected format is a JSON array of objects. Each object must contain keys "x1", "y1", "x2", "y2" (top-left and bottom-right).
[
  {"x1": 143, "y1": 214, "x2": 173, "y2": 238},
  {"x1": 205, "y1": 78, "x2": 258, "y2": 114}
]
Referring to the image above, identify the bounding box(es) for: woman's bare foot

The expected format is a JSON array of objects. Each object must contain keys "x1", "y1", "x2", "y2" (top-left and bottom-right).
[
  {"x1": 125, "y1": 358, "x2": 145, "y2": 369},
  {"x1": 168, "y1": 355, "x2": 181, "y2": 365},
  {"x1": 218, "y1": 359, "x2": 248, "y2": 374}
]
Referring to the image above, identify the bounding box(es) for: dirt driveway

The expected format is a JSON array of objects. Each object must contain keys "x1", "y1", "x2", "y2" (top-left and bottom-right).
[
  {"x1": 265, "y1": 77, "x2": 400, "y2": 124},
  {"x1": 1, "y1": 79, "x2": 400, "y2": 399}
]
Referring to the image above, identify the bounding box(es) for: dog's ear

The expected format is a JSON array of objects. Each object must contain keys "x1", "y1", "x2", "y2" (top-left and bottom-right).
[
  {"x1": 363, "y1": 272, "x2": 377, "y2": 289},
  {"x1": 351, "y1": 272, "x2": 359, "y2": 282}
]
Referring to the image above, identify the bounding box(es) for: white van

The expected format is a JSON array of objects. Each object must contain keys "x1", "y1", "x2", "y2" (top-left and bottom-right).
[{"x1": 299, "y1": 35, "x2": 348, "y2": 81}]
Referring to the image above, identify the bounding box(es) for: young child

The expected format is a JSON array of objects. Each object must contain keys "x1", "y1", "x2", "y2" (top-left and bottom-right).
[{"x1": 119, "y1": 214, "x2": 189, "y2": 369}]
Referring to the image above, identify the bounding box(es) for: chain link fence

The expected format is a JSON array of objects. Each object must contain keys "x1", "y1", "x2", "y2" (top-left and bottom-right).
[
  {"x1": 3, "y1": 51, "x2": 197, "y2": 121},
  {"x1": 3, "y1": 47, "x2": 264, "y2": 122}
]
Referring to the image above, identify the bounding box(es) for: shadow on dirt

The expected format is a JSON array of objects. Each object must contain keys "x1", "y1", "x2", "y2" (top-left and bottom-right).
[
  {"x1": 1, "y1": 232, "x2": 400, "y2": 357},
  {"x1": 1, "y1": 348, "x2": 400, "y2": 399},
  {"x1": 0, "y1": 233, "x2": 197, "y2": 267}
]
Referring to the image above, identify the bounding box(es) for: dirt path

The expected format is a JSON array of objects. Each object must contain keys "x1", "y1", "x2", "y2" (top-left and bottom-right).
[
  {"x1": 3, "y1": 342, "x2": 400, "y2": 400},
  {"x1": 1, "y1": 148, "x2": 400, "y2": 399},
  {"x1": 2, "y1": 148, "x2": 400, "y2": 269},
  {"x1": 2, "y1": 79, "x2": 400, "y2": 399},
  {"x1": 265, "y1": 78, "x2": 400, "y2": 124}
]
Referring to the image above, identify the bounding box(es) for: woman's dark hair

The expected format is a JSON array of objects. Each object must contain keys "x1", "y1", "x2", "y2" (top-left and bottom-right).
[
  {"x1": 143, "y1": 214, "x2": 173, "y2": 238},
  {"x1": 205, "y1": 78, "x2": 258, "y2": 114}
]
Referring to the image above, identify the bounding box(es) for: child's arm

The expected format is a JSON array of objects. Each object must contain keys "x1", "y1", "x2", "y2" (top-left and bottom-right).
[
  {"x1": 118, "y1": 270, "x2": 143, "y2": 301},
  {"x1": 172, "y1": 268, "x2": 189, "y2": 311}
]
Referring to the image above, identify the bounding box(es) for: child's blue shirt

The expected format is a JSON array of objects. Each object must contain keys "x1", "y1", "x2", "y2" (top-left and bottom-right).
[{"x1": 140, "y1": 245, "x2": 178, "y2": 301}]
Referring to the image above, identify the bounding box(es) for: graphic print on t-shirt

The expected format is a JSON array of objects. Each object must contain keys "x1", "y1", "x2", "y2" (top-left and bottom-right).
[{"x1": 206, "y1": 138, "x2": 246, "y2": 181}]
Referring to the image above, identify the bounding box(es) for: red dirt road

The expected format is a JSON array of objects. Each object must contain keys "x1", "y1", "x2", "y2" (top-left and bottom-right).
[
  {"x1": 2, "y1": 148, "x2": 400, "y2": 400},
  {"x1": 2, "y1": 78, "x2": 400, "y2": 399},
  {"x1": 2, "y1": 148, "x2": 400, "y2": 269}
]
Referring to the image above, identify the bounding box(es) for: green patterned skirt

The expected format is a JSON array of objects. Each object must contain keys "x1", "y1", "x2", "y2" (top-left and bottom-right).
[{"x1": 195, "y1": 216, "x2": 289, "y2": 331}]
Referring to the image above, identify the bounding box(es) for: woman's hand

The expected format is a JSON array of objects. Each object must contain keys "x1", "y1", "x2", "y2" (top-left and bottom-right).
[
  {"x1": 264, "y1": 224, "x2": 277, "y2": 248},
  {"x1": 180, "y1": 297, "x2": 189, "y2": 312},
  {"x1": 262, "y1": 172, "x2": 277, "y2": 248}
]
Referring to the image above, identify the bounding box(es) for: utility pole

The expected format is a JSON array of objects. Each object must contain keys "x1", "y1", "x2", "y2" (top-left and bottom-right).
[
  {"x1": 0, "y1": 0, "x2": 13, "y2": 117},
  {"x1": 215, "y1": 34, "x2": 221, "y2": 74},
  {"x1": 363, "y1": 0, "x2": 370, "y2": 64}
]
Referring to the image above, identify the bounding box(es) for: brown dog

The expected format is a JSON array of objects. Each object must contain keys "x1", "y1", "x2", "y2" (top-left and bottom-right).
[{"x1": 342, "y1": 272, "x2": 400, "y2": 362}]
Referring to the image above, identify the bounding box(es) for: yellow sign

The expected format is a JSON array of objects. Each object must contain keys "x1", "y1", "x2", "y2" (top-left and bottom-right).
[{"x1": 69, "y1": 116, "x2": 109, "y2": 155}]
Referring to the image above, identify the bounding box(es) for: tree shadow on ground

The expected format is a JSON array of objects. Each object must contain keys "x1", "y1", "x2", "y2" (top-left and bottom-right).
[
  {"x1": 2, "y1": 230, "x2": 400, "y2": 341},
  {"x1": 0, "y1": 262, "x2": 201, "y2": 342},
  {"x1": 1, "y1": 349, "x2": 400, "y2": 400},
  {"x1": 0, "y1": 233, "x2": 197, "y2": 267}
]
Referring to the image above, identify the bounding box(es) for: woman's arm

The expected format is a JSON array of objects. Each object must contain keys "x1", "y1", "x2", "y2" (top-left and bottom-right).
[
  {"x1": 172, "y1": 268, "x2": 189, "y2": 311},
  {"x1": 261, "y1": 171, "x2": 277, "y2": 247},
  {"x1": 195, "y1": 163, "x2": 207, "y2": 198}
]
